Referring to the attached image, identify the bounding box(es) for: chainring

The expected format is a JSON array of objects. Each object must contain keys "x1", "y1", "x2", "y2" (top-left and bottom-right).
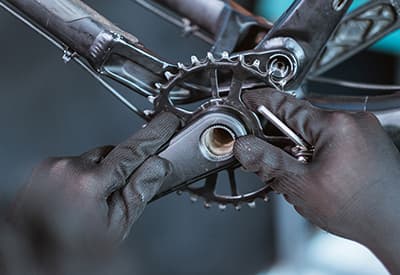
[{"x1": 153, "y1": 52, "x2": 277, "y2": 210}]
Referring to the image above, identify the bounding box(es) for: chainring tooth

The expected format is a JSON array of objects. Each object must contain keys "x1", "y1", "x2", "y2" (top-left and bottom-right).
[{"x1": 155, "y1": 52, "x2": 273, "y2": 208}]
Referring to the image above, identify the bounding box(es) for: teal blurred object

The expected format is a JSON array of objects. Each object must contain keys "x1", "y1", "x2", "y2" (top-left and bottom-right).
[{"x1": 256, "y1": 0, "x2": 400, "y2": 54}]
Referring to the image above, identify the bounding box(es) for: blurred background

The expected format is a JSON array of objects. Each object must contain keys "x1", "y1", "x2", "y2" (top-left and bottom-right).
[{"x1": 0, "y1": 0, "x2": 397, "y2": 274}]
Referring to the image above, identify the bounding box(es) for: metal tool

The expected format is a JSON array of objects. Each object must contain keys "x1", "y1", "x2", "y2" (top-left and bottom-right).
[{"x1": 257, "y1": 105, "x2": 314, "y2": 163}]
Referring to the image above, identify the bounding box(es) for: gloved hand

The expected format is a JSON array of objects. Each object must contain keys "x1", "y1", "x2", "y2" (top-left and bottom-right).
[
  {"x1": 234, "y1": 89, "x2": 400, "y2": 273},
  {"x1": 12, "y1": 112, "x2": 179, "y2": 242}
]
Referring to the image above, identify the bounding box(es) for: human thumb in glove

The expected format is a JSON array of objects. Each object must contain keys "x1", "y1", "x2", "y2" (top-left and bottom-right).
[
  {"x1": 234, "y1": 88, "x2": 400, "y2": 274},
  {"x1": 12, "y1": 112, "x2": 180, "y2": 242}
]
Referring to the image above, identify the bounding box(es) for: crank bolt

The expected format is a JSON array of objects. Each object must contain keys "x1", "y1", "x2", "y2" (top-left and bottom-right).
[
  {"x1": 268, "y1": 54, "x2": 292, "y2": 81},
  {"x1": 200, "y1": 125, "x2": 236, "y2": 162}
]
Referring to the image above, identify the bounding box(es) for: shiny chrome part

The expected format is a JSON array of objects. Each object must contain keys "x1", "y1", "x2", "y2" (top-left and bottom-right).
[
  {"x1": 207, "y1": 52, "x2": 216, "y2": 62},
  {"x1": 221, "y1": 51, "x2": 230, "y2": 60},
  {"x1": 257, "y1": 106, "x2": 308, "y2": 150},
  {"x1": 267, "y1": 53, "x2": 297, "y2": 91},
  {"x1": 248, "y1": 201, "x2": 257, "y2": 209},
  {"x1": 234, "y1": 37, "x2": 303, "y2": 91},
  {"x1": 218, "y1": 204, "x2": 227, "y2": 211},
  {"x1": 191, "y1": 55, "x2": 201, "y2": 65},
  {"x1": 62, "y1": 49, "x2": 77, "y2": 63},
  {"x1": 269, "y1": 56, "x2": 291, "y2": 80},
  {"x1": 164, "y1": 71, "x2": 176, "y2": 81},
  {"x1": 291, "y1": 146, "x2": 314, "y2": 164},
  {"x1": 190, "y1": 195, "x2": 198, "y2": 203},
  {"x1": 204, "y1": 201, "x2": 212, "y2": 209},
  {"x1": 257, "y1": 105, "x2": 313, "y2": 162},
  {"x1": 200, "y1": 125, "x2": 237, "y2": 162},
  {"x1": 261, "y1": 37, "x2": 305, "y2": 66}
]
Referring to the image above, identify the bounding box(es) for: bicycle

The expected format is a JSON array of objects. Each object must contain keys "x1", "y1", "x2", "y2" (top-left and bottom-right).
[{"x1": 1, "y1": 0, "x2": 399, "y2": 210}]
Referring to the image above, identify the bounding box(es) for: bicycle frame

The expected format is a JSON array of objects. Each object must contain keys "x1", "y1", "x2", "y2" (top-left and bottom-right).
[
  {"x1": 2, "y1": 0, "x2": 400, "y2": 204},
  {"x1": 0, "y1": 0, "x2": 272, "y2": 115}
]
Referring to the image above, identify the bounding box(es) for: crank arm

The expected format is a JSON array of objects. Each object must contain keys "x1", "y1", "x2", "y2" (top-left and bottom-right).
[
  {"x1": 254, "y1": 0, "x2": 353, "y2": 90},
  {"x1": 152, "y1": 104, "x2": 295, "y2": 200},
  {"x1": 153, "y1": 109, "x2": 248, "y2": 200},
  {"x1": 312, "y1": 0, "x2": 400, "y2": 76}
]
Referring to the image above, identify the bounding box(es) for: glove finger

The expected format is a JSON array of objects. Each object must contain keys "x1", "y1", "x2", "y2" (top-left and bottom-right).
[
  {"x1": 274, "y1": 183, "x2": 306, "y2": 207},
  {"x1": 106, "y1": 190, "x2": 128, "y2": 241},
  {"x1": 242, "y1": 88, "x2": 326, "y2": 144},
  {"x1": 126, "y1": 156, "x2": 171, "y2": 202},
  {"x1": 100, "y1": 112, "x2": 179, "y2": 193},
  {"x1": 80, "y1": 145, "x2": 115, "y2": 164},
  {"x1": 107, "y1": 156, "x2": 172, "y2": 240},
  {"x1": 234, "y1": 135, "x2": 305, "y2": 180}
]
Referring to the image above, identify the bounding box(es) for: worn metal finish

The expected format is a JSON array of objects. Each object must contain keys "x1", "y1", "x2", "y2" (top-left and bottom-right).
[{"x1": 257, "y1": 106, "x2": 314, "y2": 163}]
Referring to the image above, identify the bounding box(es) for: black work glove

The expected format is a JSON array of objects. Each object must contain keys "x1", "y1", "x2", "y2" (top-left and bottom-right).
[
  {"x1": 13, "y1": 112, "x2": 179, "y2": 242},
  {"x1": 234, "y1": 89, "x2": 400, "y2": 274}
]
